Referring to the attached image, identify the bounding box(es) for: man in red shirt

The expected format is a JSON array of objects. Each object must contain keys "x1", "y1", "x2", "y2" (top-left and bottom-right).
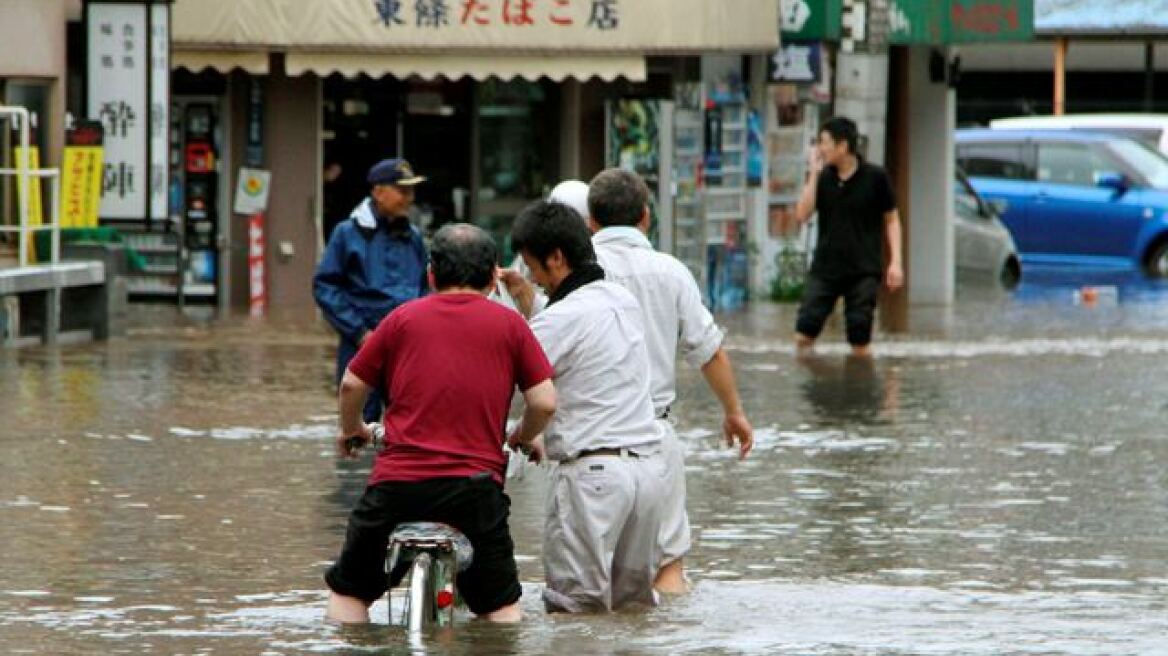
[{"x1": 324, "y1": 223, "x2": 556, "y2": 624}]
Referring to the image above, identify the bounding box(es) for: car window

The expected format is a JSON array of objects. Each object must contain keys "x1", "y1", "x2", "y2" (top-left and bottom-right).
[
  {"x1": 1107, "y1": 138, "x2": 1168, "y2": 189},
  {"x1": 957, "y1": 143, "x2": 1032, "y2": 180},
  {"x1": 953, "y1": 176, "x2": 985, "y2": 221},
  {"x1": 1036, "y1": 142, "x2": 1116, "y2": 186},
  {"x1": 1070, "y1": 126, "x2": 1162, "y2": 150}
]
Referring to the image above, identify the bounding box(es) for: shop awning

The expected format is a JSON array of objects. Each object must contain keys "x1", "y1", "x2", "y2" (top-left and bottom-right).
[
  {"x1": 171, "y1": 0, "x2": 778, "y2": 79},
  {"x1": 1035, "y1": 0, "x2": 1168, "y2": 36},
  {"x1": 172, "y1": 49, "x2": 270, "y2": 75},
  {"x1": 284, "y1": 51, "x2": 645, "y2": 82}
]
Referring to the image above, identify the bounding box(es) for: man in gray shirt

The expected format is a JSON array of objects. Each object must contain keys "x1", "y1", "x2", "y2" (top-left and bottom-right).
[
  {"x1": 505, "y1": 200, "x2": 668, "y2": 613},
  {"x1": 588, "y1": 168, "x2": 754, "y2": 594}
]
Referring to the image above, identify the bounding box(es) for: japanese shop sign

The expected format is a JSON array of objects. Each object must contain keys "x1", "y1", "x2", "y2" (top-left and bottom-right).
[
  {"x1": 62, "y1": 122, "x2": 106, "y2": 229},
  {"x1": 149, "y1": 3, "x2": 170, "y2": 221},
  {"x1": 86, "y1": 2, "x2": 170, "y2": 222},
  {"x1": 371, "y1": 0, "x2": 621, "y2": 31},
  {"x1": 172, "y1": 0, "x2": 778, "y2": 53},
  {"x1": 780, "y1": 0, "x2": 841, "y2": 41},
  {"x1": 770, "y1": 42, "x2": 823, "y2": 83},
  {"x1": 888, "y1": 0, "x2": 1033, "y2": 44}
]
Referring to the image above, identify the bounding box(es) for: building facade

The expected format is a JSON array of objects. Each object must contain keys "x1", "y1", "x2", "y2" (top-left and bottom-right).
[{"x1": 166, "y1": 0, "x2": 779, "y2": 313}]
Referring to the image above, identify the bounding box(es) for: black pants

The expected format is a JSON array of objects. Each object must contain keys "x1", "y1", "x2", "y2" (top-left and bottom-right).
[
  {"x1": 795, "y1": 273, "x2": 881, "y2": 346},
  {"x1": 325, "y1": 475, "x2": 522, "y2": 616}
]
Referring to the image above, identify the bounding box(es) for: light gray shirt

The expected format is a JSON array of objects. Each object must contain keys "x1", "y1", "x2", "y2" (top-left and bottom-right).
[
  {"x1": 593, "y1": 227, "x2": 724, "y2": 416},
  {"x1": 529, "y1": 279, "x2": 662, "y2": 461}
]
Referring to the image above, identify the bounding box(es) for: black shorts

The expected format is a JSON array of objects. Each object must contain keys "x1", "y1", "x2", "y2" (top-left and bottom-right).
[
  {"x1": 324, "y1": 475, "x2": 522, "y2": 616},
  {"x1": 795, "y1": 273, "x2": 881, "y2": 346}
]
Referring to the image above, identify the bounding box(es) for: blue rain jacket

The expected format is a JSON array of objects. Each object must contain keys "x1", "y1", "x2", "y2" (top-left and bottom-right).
[{"x1": 313, "y1": 198, "x2": 428, "y2": 346}]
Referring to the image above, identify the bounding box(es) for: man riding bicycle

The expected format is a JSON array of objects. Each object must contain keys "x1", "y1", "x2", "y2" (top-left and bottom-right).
[{"x1": 324, "y1": 223, "x2": 556, "y2": 624}]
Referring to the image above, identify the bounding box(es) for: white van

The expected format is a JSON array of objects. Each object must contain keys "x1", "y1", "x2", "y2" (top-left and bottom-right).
[{"x1": 990, "y1": 114, "x2": 1168, "y2": 155}]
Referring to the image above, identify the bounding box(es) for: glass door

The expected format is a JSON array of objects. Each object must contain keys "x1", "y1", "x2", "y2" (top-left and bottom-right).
[{"x1": 473, "y1": 80, "x2": 556, "y2": 263}]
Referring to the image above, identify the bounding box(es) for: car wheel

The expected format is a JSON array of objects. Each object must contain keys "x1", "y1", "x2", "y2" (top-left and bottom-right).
[
  {"x1": 1147, "y1": 242, "x2": 1168, "y2": 277},
  {"x1": 999, "y1": 257, "x2": 1021, "y2": 288}
]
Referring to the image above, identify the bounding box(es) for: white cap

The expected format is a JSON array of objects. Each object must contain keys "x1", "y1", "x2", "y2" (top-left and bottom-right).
[{"x1": 548, "y1": 180, "x2": 590, "y2": 222}]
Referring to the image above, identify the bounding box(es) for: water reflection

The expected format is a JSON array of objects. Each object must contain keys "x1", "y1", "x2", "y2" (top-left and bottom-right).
[
  {"x1": 796, "y1": 354, "x2": 899, "y2": 425},
  {"x1": 3, "y1": 293, "x2": 1168, "y2": 653}
]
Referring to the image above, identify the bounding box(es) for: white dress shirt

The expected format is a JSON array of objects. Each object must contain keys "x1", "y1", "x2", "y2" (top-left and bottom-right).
[
  {"x1": 593, "y1": 227, "x2": 724, "y2": 416},
  {"x1": 529, "y1": 279, "x2": 662, "y2": 461}
]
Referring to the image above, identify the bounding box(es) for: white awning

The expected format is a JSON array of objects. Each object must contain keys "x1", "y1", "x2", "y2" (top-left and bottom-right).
[
  {"x1": 171, "y1": 0, "x2": 779, "y2": 78},
  {"x1": 172, "y1": 50, "x2": 270, "y2": 75},
  {"x1": 284, "y1": 51, "x2": 645, "y2": 82}
]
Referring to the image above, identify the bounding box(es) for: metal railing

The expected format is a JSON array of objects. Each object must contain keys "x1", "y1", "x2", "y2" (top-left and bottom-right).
[{"x1": 0, "y1": 105, "x2": 61, "y2": 267}]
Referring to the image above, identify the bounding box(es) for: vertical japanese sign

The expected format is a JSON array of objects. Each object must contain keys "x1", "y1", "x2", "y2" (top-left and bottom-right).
[
  {"x1": 62, "y1": 122, "x2": 106, "y2": 229},
  {"x1": 86, "y1": 2, "x2": 169, "y2": 222},
  {"x1": 242, "y1": 80, "x2": 266, "y2": 316},
  {"x1": 248, "y1": 212, "x2": 267, "y2": 317},
  {"x1": 150, "y1": 3, "x2": 170, "y2": 221}
]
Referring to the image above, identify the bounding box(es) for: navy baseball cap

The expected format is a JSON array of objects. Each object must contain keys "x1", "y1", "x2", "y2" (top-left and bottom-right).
[{"x1": 367, "y1": 158, "x2": 426, "y2": 186}]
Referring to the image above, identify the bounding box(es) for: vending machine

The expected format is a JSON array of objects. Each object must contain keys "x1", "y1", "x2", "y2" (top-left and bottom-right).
[{"x1": 176, "y1": 101, "x2": 220, "y2": 301}]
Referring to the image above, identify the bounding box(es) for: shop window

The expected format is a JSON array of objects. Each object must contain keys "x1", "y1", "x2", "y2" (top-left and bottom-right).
[{"x1": 475, "y1": 80, "x2": 555, "y2": 262}]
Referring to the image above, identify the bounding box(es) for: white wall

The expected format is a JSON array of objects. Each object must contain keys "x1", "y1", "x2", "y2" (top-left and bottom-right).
[
  {"x1": 0, "y1": 0, "x2": 67, "y2": 78},
  {"x1": 906, "y1": 47, "x2": 955, "y2": 305},
  {"x1": 834, "y1": 52, "x2": 889, "y2": 164},
  {"x1": 0, "y1": 0, "x2": 68, "y2": 164}
]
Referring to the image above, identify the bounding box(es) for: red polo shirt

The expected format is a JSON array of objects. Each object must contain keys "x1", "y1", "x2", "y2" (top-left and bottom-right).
[{"x1": 348, "y1": 293, "x2": 553, "y2": 485}]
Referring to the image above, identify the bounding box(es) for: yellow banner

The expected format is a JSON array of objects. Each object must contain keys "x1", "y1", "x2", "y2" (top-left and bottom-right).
[
  {"x1": 61, "y1": 146, "x2": 105, "y2": 228},
  {"x1": 12, "y1": 146, "x2": 42, "y2": 264},
  {"x1": 13, "y1": 146, "x2": 43, "y2": 227}
]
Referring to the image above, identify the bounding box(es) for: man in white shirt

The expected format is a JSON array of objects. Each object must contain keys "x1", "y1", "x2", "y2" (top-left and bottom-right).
[
  {"x1": 505, "y1": 200, "x2": 668, "y2": 613},
  {"x1": 587, "y1": 168, "x2": 754, "y2": 594}
]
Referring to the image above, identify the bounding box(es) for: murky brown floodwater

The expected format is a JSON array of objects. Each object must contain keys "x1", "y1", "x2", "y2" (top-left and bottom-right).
[{"x1": 3, "y1": 275, "x2": 1168, "y2": 654}]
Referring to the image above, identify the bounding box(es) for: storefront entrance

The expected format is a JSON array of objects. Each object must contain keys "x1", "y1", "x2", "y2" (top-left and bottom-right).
[{"x1": 322, "y1": 77, "x2": 559, "y2": 261}]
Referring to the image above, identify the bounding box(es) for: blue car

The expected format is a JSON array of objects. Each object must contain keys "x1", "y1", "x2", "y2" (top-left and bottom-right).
[{"x1": 956, "y1": 128, "x2": 1168, "y2": 276}]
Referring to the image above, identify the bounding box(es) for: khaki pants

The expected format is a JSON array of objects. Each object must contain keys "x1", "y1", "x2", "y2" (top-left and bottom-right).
[
  {"x1": 542, "y1": 451, "x2": 668, "y2": 612},
  {"x1": 657, "y1": 420, "x2": 692, "y2": 565}
]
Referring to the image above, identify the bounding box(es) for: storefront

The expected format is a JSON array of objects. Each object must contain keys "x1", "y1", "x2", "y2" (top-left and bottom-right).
[{"x1": 168, "y1": 0, "x2": 778, "y2": 313}]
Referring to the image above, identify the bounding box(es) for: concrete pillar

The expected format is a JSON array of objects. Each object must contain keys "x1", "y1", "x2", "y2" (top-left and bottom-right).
[
  {"x1": 834, "y1": 52, "x2": 889, "y2": 164},
  {"x1": 264, "y1": 71, "x2": 322, "y2": 312},
  {"x1": 905, "y1": 46, "x2": 955, "y2": 305}
]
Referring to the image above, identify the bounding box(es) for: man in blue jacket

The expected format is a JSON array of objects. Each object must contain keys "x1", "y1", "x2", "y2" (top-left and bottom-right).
[{"x1": 313, "y1": 158, "x2": 429, "y2": 422}]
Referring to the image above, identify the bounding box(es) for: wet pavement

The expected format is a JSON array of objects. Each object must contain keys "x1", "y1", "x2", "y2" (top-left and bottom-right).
[{"x1": 3, "y1": 269, "x2": 1168, "y2": 654}]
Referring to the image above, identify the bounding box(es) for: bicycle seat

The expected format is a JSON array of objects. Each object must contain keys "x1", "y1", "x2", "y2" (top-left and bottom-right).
[{"x1": 389, "y1": 522, "x2": 474, "y2": 573}]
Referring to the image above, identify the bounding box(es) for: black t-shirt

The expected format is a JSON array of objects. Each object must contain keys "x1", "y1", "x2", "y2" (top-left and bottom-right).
[{"x1": 811, "y1": 161, "x2": 896, "y2": 279}]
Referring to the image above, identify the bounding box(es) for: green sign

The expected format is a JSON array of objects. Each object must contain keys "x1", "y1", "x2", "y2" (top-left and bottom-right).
[
  {"x1": 888, "y1": 0, "x2": 1033, "y2": 44},
  {"x1": 780, "y1": 0, "x2": 842, "y2": 41}
]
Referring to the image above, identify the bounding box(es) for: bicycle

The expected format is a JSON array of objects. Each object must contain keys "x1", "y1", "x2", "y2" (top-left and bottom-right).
[
  {"x1": 386, "y1": 521, "x2": 474, "y2": 631},
  {"x1": 347, "y1": 424, "x2": 476, "y2": 633}
]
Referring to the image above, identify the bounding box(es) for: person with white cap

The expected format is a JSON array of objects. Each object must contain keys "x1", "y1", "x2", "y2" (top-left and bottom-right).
[
  {"x1": 548, "y1": 179, "x2": 591, "y2": 221},
  {"x1": 494, "y1": 180, "x2": 591, "y2": 316}
]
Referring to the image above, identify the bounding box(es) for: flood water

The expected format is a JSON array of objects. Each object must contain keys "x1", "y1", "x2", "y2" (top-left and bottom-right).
[{"x1": 3, "y1": 270, "x2": 1168, "y2": 654}]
